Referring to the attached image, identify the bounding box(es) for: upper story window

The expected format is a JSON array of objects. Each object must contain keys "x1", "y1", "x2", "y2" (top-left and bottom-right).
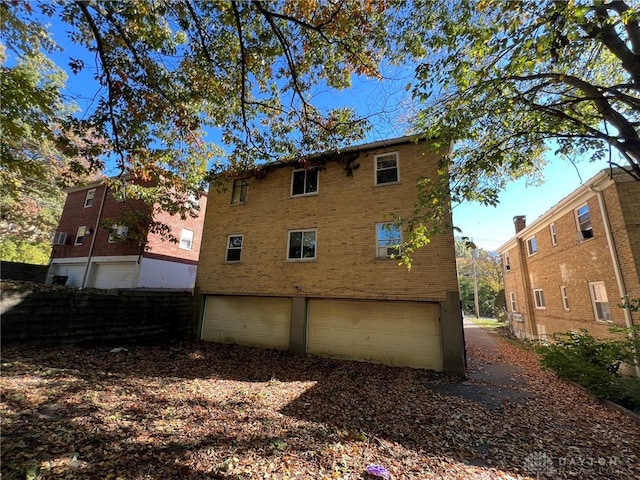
[
  {"x1": 589, "y1": 281, "x2": 611, "y2": 322},
  {"x1": 533, "y1": 288, "x2": 546, "y2": 309},
  {"x1": 226, "y1": 234, "x2": 243, "y2": 262},
  {"x1": 560, "y1": 286, "x2": 570, "y2": 310},
  {"x1": 231, "y1": 179, "x2": 248, "y2": 205},
  {"x1": 550, "y1": 223, "x2": 558, "y2": 246},
  {"x1": 287, "y1": 229, "x2": 316, "y2": 260},
  {"x1": 84, "y1": 189, "x2": 96, "y2": 207},
  {"x1": 526, "y1": 236, "x2": 538, "y2": 256},
  {"x1": 74, "y1": 226, "x2": 86, "y2": 246},
  {"x1": 576, "y1": 204, "x2": 594, "y2": 240},
  {"x1": 291, "y1": 169, "x2": 318, "y2": 196},
  {"x1": 504, "y1": 252, "x2": 511, "y2": 270},
  {"x1": 179, "y1": 229, "x2": 194, "y2": 250},
  {"x1": 376, "y1": 223, "x2": 402, "y2": 258},
  {"x1": 375, "y1": 152, "x2": 399, "y2": 185},
  {"x1": 108, "y1": 225, "x2": 129, "y2": 243}
]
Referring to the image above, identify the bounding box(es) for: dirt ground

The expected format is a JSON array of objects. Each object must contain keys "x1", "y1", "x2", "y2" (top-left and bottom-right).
[{"x1": 1, "y1": 329, "x2": 639, "y2": 479}]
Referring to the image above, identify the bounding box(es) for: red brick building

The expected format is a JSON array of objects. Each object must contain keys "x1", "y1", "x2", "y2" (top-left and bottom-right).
[
  {"x1": 497, "y1": 169, "x2": 640, "y2": 342},
  {"x1": 47, "y1": 178, "x2": 207, "y2": 290}
]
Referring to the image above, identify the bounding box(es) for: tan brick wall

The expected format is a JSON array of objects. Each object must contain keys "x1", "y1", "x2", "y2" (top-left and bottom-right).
[
  {"x1": 196, "y1": 142, "x2": 458, "y2": 301},
  {"x1": 501, "y1": 179, "x2": 640, "y2": 340}
]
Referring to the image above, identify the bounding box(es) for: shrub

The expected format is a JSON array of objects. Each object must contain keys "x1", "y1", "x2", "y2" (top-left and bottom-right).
[{"x1": 538, "y1": 329, "x2": 640, "y2": 413}]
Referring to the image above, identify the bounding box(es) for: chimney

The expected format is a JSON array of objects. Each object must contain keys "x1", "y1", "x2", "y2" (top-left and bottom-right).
[{"x1": 513, "y1": 215, "x2": 527, "y2": 234}]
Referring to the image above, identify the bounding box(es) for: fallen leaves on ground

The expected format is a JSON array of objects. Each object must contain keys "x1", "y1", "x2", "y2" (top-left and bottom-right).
[{"x1": 1, "y1": 334, "x2": 639, "y2": 479}]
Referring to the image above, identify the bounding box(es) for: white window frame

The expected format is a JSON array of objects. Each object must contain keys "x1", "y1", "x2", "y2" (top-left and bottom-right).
[
  {"x1": 225, "y1": 234, "x2": 243, "y2": 263},
  {"x1": 576, "y1": 204, "x2": 594, "y2": 240},
  {"x1": 550, "y1": 223, "x2": 558, "y2": 246},
  {"x1": 504, "y1": 252, "x2": 511, "y2": 271},
  {"x1": 533, "y1": 288, "x2": 546, "y2": 309},
  {"x1": 287, "y1": 229, "x2": 317, "y2": 261},
  {"x1": 108, "y1": 225, "x2": 129, "y2": 243},
  {"x1": 290, "y1": 169, "x2": 319, "y2": 197},
  {"x1": 179, "y1": 228, "x2": 194, "y2": 251},
  {"x1": 374, "y1": 152, "x2": 400, "y2": 185},
  {"x1": 74, "y1": 226, "x2": 86, "y2": 246},
  {"x1": 52, "y1": 232, "x2": 67, "y2": 245},
  {"x1": 231, "y1": 179, "x2": 248, "y2": 205},
  {"x1": 376, "y1": 222, "x2": 402, "y2": 258},
  {"x1": 510, "y1": 292, "x2": 517, "y2": 312},
  {"x1": 560, "y1": 286, "x2": 570, "y2": 310},
  {"x1": 526, "y1": 236, "x2": 538, "y2": 256},
  {"x1": 84, "y1": 188, "x2": 96, "y2": 208},
  {"x1": 589, "y1": 281, "x2": 612, "y2": 323}
]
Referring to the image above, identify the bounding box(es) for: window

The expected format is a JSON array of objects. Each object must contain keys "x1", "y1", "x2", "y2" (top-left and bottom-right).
[
  {"x1": 375, "y1": 152, "x2": 399, "y2": 185},
  {"x1": 179, "y1": 229, "x2": 194, "y2": 250},
  {"x1": 287, "y1": 229, "x2": 316, "y2": 260},
  {"x1": 291, "y1": 169, "x2": 318, "y2": 196},
  {"x1": 52, "y1": 232, "x2": 67, "y2": 245},
  {"x1": 226, "y1": 235, "x2": 243, "y2": 262},
  {"x1": 576, "y1": 204, "x2": 594, "y2": 240},
  {"x1": 533, "y1": 289, "x2": 546, "y2": 309},
  {"x1": 560, "y1": 286, "x2": 570, "y2": 310},
  {"x1": 84, "y1": 188, "x2": 96, "y2": 207},
  {"x1": 589, "y1": 281, "x2": 611, "y2": 322},
  {"x1": 504, "y1": 252, "x2": 511, "y2": 271},
  {"x1": 550, "y1": 223, "x2": 558, "y2": 246},
  {"x1": 108, "y1": 225, "x2": 129, "y2": 243},
  {"x1": 376, "y1": 223, "x2": 402, "y2": 258},
  {"x1": 510, "y1": 292, "x2": 517, "y2": 312},
  {"x1": 231, "y1": 179, "x2": 248, "y2": 205},
  {"x1": 526, "y1": 236, "x2": 538, "y2": 256},
  {"x1": 74, "y1": 226, "x2": 86, "y2": 246}
]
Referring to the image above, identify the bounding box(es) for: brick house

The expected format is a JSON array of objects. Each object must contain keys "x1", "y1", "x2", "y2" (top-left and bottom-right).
[
  {"x1": 195, "y1": 136, "x2": 465, "y2": 374},
  {"x1": 47, "y1": 178, "x2": 207, "y2": 290},
  {"x1": 497, "y1": 169, "x2": 640, "y2": 342}
]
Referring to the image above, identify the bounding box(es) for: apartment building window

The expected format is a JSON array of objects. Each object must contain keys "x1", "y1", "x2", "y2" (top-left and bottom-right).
[
  {"x1": 108, "y1": 225, "x2": 129, "y2": 243},
  {"x1": 225, "y1": 234, "x2": 243, "y2": 262},
  {"x1": 589, "y1": 281, "x2": 611, "y2": 322},
  {"x1": 231, "y1": 179, "x2": 248, "y2": 205},
  {"x1": 84, "y1": 188, "x2": 96, "y2": 207},
  {"x1": 550, "y1": 223, "x2": 558, "y2": 246},
  {"x1": 576, "y1": 204, "x2": 594, "y2": 240},
  {"x1": 179, "y1": 229, "x2": 194, "y2": 250},
  {"x1": 376, "y1": 223, "x2": 402, "y2": 258},
  {"x1": 533, "y1": 288, "x2": 546, "y2": 309},
  {"x1": 291, "y1": 169, "x2": 318, "y2": 196},
  {"x1": 560, "y1": 286, "x2": 569, "y2": 310},
  {"x1": 74, "y1": 226, "x2": 86, "y2": 245},
  {"x1": 504, "y1": 252, "x2": 511, "y2": 271},
  {"x1": 510, "y1": 292, "x2": 517, "y2": 312},
  {"x1": 375, "y1": 152, "x2": 399, "y2": 185},
  {"x1": 288, "y1": 229, "x2": 316, "y2": 260},
  {"x1": 526, "y1": 236, "x2": 538, "y2": 256}
]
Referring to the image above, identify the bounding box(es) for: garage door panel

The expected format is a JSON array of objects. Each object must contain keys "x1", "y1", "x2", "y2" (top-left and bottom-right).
[
  {"x1": 202, "y1": 296, "x2": 291, "y2": 350},
  {"x1": 308, "y1": 299, "x2": 442, "y2": 371},
  {"x1": 93, "y1": 262, "x2": 137, "y2": 289}
]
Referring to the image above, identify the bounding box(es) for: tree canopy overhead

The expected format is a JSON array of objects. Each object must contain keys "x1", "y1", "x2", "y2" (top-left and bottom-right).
[{"x1": 408, "y1": 0, "x2": 640, "y2": 206}]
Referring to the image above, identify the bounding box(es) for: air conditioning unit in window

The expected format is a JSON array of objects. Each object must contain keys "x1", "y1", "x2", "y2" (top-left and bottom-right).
[{"x1": 52, "y1": 232, "x2": 67, "y2": 245}]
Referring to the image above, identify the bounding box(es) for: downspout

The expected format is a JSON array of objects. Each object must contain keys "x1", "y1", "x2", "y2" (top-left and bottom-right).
[
  {"x1": 590, "y1": 184, "x2": 639, "y2": 376},
  {"x1": 80, "y1": 184, "x2": 108, "y2": 288}
]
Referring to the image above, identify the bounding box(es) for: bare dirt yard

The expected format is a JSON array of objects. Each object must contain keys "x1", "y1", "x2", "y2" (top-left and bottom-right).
[{"x1": 2, "y1": 334, "x2": 639, "y2": 479}]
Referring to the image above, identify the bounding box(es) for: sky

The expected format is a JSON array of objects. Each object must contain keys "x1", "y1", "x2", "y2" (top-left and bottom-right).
[{"x1": 13, "y1": 7, "x2": 617, "y2": 252}]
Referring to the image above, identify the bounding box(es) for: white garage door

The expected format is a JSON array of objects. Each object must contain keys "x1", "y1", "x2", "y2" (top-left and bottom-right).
[
  {"x1": 308, "y1": 299, "x2": 442, "y2": 370},
  {"x1": 53, "y1": 264, "x2": 86, "y2": 287},
  {"x1": 202, "y1": 296, "x2": 291, "y2": 350},
  {"x1": 92, "y1": 262, "x2": 138, "y2": 289}
]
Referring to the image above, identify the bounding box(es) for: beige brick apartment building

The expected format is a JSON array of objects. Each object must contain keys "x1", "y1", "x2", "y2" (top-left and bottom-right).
[
  {"x1": 497, "y1": 169, "x2": 640, "y2": 342},
  {"x1": 195, "y1": 136, "x2": 465, "y2": 374}
]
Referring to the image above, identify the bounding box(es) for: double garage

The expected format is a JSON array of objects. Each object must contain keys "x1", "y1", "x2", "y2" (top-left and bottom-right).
[
  {"x1": 201, "y1": 295, "x2": 443, "y2": 370},
  {"x1": 50, "y1": 261, "x2": 138, "y2": 289}
]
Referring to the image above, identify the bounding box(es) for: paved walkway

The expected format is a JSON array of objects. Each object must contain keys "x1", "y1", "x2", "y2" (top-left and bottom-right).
[{"x1": 433, "y1": 318, "x2": 534, "y2": 410}]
